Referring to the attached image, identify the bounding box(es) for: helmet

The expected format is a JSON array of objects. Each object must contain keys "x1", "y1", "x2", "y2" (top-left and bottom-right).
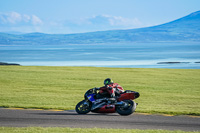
[{"x1": 104, "y1": 78, "x2": 114, "y2": 85}]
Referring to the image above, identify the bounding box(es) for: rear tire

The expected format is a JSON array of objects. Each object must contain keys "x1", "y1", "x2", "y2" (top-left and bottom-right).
[
  {"x1": 75, "y1": 100, "x2": 91, "y2": 114},
  {"x1": 116, "y1": 100, "x2": 136, "y2": 116}
]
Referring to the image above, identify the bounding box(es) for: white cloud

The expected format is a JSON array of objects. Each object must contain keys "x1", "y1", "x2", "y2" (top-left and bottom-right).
[
  {"x1": 56, "y1": 15, "x2": 144, "y2": 33},
  {"x1": 85, "y1": 15, "x2": 143, "y2": 28},
  {"x1": 41, "y1": 15, "x2": 144, "y2": 34},
  {"x1": 31, "y1": 15, "x2": 43, "y2": 25},
  {"x1": 106, "y1": 15, "x2": 142, "y2": 27},
  {"x1": 23, "y1": 14, "x2": 31, "y2": 22},
  {"x1": 0, "y1": 12, "x2": 43, "y2": 25},
  {"x1": 0, "y1": 12, "x2": 43, "y2": 33},
  {"x1": 7, "y1": 12, "x2": 22, "y2": 24},
  {"x1": 0, "y1": 12, "x2": 143, "y2": 34}
]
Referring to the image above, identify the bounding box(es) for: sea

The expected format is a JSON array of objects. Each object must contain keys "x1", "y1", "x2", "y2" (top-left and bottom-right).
[{"x1": 0, "y1": 42, "x2": 200, "y2": 69}]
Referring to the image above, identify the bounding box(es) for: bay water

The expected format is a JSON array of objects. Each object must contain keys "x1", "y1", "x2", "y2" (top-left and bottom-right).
[{"x1": 0, "y1": 42, "x2": 200, "y2": 69}]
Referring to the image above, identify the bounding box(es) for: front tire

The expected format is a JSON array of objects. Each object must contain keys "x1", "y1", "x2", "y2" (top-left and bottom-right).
[
  {"x1": 75, "y1": 100, "x2": 91, "y2": 114},
  {"x1": 116, "y1": 100, "x2": 136, "y2": 116}
]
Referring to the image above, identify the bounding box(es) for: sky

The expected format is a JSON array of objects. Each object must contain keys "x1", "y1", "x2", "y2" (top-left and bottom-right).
[{"x1": 0, "y1": 0, "x2": 200, "y2": 34}]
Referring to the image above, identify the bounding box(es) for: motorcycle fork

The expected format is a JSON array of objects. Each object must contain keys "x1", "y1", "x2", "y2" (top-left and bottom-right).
[{"x1": 83, "y1": 100, "x2": 90, "y2": 106}]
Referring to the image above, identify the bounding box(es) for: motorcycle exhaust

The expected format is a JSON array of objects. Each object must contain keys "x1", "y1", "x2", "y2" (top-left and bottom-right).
[{"x1": 134, "y1": 92, "x2": 140, "y2": 99}]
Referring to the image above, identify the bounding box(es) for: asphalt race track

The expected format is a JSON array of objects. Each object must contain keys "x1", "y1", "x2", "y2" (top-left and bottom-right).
[{"x1": 0, "y1": 108, "x2": 200, "y2": 131}]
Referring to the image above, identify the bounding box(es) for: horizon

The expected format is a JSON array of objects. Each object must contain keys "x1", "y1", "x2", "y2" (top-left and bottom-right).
[{"x1": 0, "y1": 0, "x2": 200, "y2": 34}]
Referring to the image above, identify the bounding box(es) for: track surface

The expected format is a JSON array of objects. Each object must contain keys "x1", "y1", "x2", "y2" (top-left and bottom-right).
[{"x1": 0, "y1": 108, "x2": 200, "y2": 131}]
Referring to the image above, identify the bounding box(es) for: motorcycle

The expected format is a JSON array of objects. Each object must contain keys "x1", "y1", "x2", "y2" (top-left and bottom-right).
[{"x1": 75, "y1": 88, "x2": 140, "y2": 116}]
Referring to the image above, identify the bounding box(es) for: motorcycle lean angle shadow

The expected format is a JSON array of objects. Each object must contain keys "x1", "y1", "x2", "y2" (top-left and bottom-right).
[{"x1": 75, "y1": 88, "x2": 140, "y2": 116}]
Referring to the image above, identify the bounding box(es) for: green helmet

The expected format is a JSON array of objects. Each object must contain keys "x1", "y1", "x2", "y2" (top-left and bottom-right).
[{"x1": 104, "y1": 78, "x2": 114, "y2": 85}]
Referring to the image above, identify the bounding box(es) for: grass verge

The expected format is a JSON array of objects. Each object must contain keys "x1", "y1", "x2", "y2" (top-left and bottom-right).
[
  {"x1": 0, "y1": 127, "x2": 199, "y2": 133},
  {"x1": 0, "y1": 66, "x2": 200, "y2": 116}
]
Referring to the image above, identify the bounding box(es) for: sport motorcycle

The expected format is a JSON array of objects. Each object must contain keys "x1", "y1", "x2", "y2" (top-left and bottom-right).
[{"x1": 75, "y1": 88, "x2": 140, "y2": 116}]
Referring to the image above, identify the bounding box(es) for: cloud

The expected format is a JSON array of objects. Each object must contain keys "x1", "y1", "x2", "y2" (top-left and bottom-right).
[
  {"x1": 107, "y1": 15, "x2": 142, "y2": 27},
  {"x1": 58, "y1": 15, "x2": 143, "y2": 33},
  {"x1": 0, "y1": 12, "x2": 43, "y2": 25},
  {"x1": 61, "y1": 14, "x2": 143, "y2": 33},
  {"x1": 88, "y1": 15, "x2": 142, "y2": 27},
  {"x1": 0, "y1": 12, "x2": 142, "y2": 34},
  {"x1": 75, "y1": 15, "x2": 143, "y2": 29},
  {"x1": 0, "y1": 12, "x2": 43, "y2": 33},
  {"x1": 5, "y1": 12, "x2": 21, "y2": 24},
  {"x1": 31, "y1": 15, "x2": 43, "y2": 25}
]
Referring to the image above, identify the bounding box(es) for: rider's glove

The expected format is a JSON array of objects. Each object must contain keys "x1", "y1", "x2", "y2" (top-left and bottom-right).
[{"x1": 110, "y1": 93, "x2": 115, "y2": 98}]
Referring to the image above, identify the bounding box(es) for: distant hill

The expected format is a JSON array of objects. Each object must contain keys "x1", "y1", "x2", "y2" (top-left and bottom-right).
[{"x1": 0, "y1": 10, "x2": 200, "y2": 45}]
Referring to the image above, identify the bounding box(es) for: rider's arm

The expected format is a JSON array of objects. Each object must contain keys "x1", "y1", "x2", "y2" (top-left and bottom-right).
[
  {"x1": 114, "y1": 83, "x2": 124, "y2": 92},
  {"x1": 92, "y1": 87, "x2": 100, "y2": 94}
]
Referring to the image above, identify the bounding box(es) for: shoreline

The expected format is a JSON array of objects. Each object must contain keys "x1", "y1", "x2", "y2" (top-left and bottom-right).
[
  {"x1": 1, "y1": 61, "x2": 200, "y2": 69},
  {"x1": 0, "y1": 62, "x2": 20, "y2": 66}
]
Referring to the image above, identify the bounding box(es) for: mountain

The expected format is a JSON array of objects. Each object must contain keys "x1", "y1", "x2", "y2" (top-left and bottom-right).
[{"x1": 0, "y1": 11, "x2": 200, "y2": 45}]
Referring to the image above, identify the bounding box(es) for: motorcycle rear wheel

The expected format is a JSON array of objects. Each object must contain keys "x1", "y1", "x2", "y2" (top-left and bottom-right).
[
  {"x1": 116, "y1": 100, "x2": 136, "y2": 116},
  {"x1": 75, "y1": 100, "x2": 91, "y2": 114}
]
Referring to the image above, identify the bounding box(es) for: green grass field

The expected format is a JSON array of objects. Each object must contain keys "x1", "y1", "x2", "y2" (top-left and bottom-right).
[
  {"x1": 0, "y1": 66, "x2": 200, "y2": 116},
  {"x1": 0, "y1": 127, "x2": 199, "y2": 133}
]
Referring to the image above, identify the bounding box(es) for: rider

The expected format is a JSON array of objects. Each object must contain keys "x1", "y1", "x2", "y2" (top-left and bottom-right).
[{"x1": 95, "y1": 78, "x2": 124, "y2": 99}]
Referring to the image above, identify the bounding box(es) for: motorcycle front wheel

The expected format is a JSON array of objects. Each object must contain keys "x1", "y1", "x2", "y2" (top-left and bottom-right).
[
  {"x1": 75, "y1": 100, "x2": 91, "y2": 114},
  {"x1": 116, "y1": 100, "x2": 136, "y2": 116}
]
